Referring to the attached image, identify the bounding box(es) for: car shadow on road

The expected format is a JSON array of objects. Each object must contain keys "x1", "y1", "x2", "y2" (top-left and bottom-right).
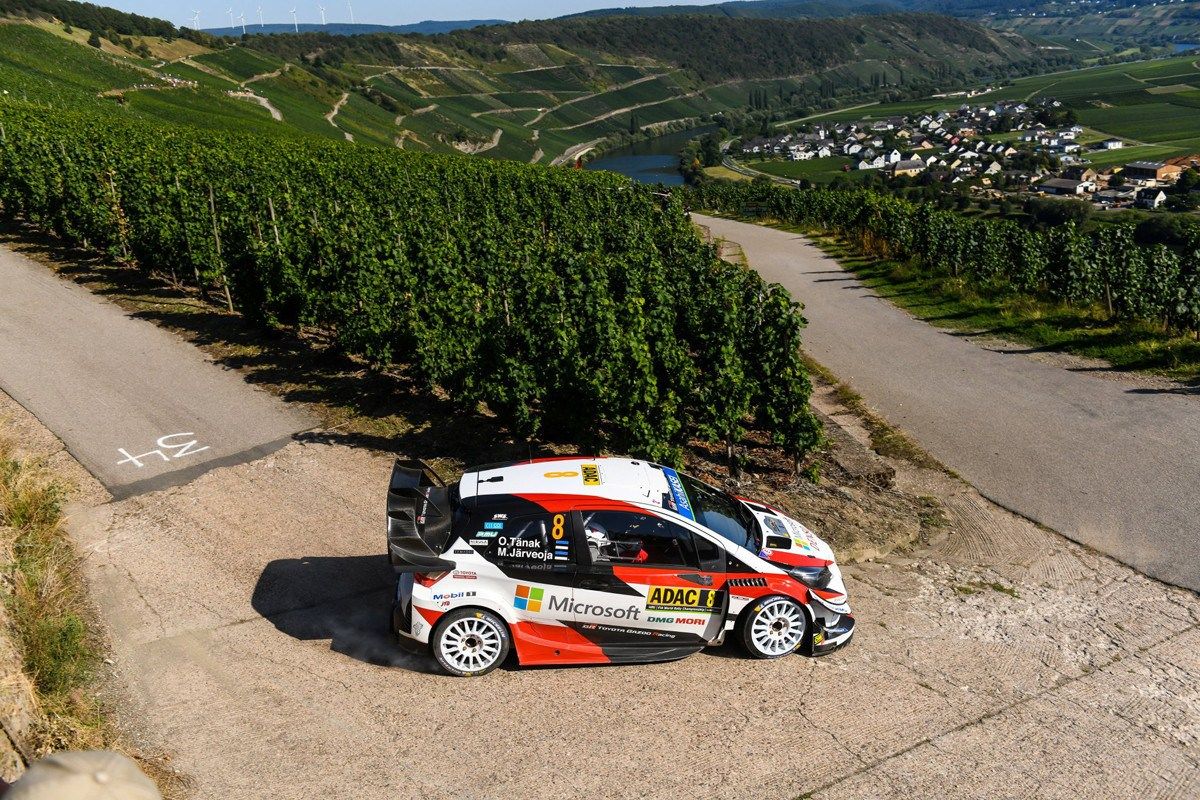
[{"x1": 252, "y1": 554, "x2": 436, "y2": 673}]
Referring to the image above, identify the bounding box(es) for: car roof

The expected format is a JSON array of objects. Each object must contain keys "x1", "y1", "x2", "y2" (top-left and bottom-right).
[{"x1": 459, "y1": 457, "x2": 670, "y2": 507}]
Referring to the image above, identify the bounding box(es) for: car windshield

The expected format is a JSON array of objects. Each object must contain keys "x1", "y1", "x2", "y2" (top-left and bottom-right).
[{"x1": 676, "y1": 473, "x2": 758, "y2": 552}]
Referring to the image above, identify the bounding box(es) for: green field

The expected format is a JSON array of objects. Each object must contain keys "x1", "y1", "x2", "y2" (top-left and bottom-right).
[
  {"x1": 193, "y1": 46, "x2": 283, "y2": 83},
  {"x1": 121, "y1": 87, "x2": 282, "y2": 135},
  {"x1": 1076, "y1": 103, "x2": 1200, "y2": 142},
  {"x1": 743, "y1": 156, "x2": 865, "y2": 184}
]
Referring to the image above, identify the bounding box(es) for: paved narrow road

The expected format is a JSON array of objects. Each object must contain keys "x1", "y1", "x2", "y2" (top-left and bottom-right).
[
  {"x1": 697, "y1": 214, "x2": 1200, "y2": 592},
  {"x1": 0, "y1": 245, "x2": 312, "y2": 498}
]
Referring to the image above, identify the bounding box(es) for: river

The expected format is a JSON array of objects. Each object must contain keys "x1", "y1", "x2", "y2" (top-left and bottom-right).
[{"x1": 584, "y1": 126, "x2": 714, "y2": 185}]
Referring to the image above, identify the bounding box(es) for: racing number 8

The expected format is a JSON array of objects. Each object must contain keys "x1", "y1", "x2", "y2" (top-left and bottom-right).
[{"x1": 551, "y1": 514, "x2": 565, "y2": 540}]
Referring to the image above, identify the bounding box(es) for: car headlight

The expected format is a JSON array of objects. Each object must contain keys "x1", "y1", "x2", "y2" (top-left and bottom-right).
[{"x1": 787, "y1": 565, "x2": 832, "y2": 588}]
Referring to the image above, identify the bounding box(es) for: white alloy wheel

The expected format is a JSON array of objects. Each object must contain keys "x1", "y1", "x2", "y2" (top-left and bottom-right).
[
  {"x1": 741, "y1": 596, "x2": 808, "y2": 659},
  {"x1": 432, "y1": 609, "x2": 510, "y2": 677}
]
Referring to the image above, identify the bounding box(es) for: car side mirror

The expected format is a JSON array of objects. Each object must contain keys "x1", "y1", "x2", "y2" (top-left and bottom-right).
[{"x1": 765, "y1": 535, "x2": 791, "y2": 550}]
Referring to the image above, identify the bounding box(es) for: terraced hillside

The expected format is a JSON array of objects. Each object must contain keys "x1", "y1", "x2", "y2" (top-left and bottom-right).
[
  {"x1": 0, "y1": 6, "x2": 1058, "y2": 165},
  {"x1": 989, "y1": 1, "x2": 1200, "y2": 51}
]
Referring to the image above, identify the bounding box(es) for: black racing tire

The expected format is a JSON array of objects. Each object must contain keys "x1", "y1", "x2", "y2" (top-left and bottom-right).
[
  {"x1": 739, "y1": 596, "x2": 808, "y2": 659},
  {"x1": 431, "y1": 608, "x2": 511, "y2": 677}
]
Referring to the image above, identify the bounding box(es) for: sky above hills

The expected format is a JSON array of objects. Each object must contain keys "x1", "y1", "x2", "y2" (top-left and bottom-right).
[{"x1": 100, "y1": 0, "x2": 726, "y2": 29}]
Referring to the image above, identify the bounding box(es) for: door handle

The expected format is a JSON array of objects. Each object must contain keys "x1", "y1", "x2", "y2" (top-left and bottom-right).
[{"x1": 680, "y1": 573, "x2": 713, "y2": 586}]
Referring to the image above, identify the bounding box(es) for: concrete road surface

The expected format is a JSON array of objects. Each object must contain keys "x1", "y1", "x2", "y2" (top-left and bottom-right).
[
  {"x1": 0, "y1": 245, "x2": 312, "y2": 498},
  {"x1": 66, "y1": 439, "x2": 1200, "y2": 800},
  {"x1": 698, "y1": 214, "x2": 1200, "y2": 592}
]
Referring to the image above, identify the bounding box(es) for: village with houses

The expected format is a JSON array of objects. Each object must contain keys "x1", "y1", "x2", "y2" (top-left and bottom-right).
[{"x1": 732, "y1": 98, "x2": 1196, "y2": 211}]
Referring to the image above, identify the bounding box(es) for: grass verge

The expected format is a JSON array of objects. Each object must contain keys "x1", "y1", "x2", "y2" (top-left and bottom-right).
[
  {"x1": 0, "y1": 434, "x2": 186, "y2": 797},
  {"x1": 808, "y1": 229, "x2": 1200, "y2": 384},
  {"x1": 709, "y1": 212, "x2": 1200, "y2": 385},
  {"x1": 800, "y1": 353, "x2": 948, "y2": 473},
  {"x1": 0, "y1": 436, "x2": 104, "y2": 754}
]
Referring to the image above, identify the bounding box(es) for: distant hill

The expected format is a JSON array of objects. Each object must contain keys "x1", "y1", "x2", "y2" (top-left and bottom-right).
[
  {"x1": 439, "y1": 13, "x2": 1038, "y2": 83},
  {"x1": 989, "y1": 0, "x2": 1200, "y2": 49},
  {"x1": 201, "y1": 20, "x2": 506, "y2": 38},
  {"x1": 561, "y1": 0, "x2": 1049, "y2": 21},
  {"x1": 562, "y1": 0, "x2": 900, "y2": 20}
]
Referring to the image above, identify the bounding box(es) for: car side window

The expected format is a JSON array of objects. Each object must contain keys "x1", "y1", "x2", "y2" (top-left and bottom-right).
[
  {"x1": 582, "y1": 510, "x2": 698, "y2": 569},
  {"x1": 692, "y1": 531, "x2": 724, "y2": 572},
  {"x1": 469, "y1": 513, "x2": 572, "y2": 565}
]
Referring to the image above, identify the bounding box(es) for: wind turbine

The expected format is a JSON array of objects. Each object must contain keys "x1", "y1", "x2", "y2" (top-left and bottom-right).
[
  {"x1": 227, "y1": 7, "x2": 234, "y2": 29},
  {"x1": 190, "y1": 9, "x2": 200, "y2": 28},
  {"x1": 317, "y1": 4, "x2": 326, "y2": 25},
  {"x1": 290, "y1": 7, "x2": 298, "y2": 31},
  {"x1": 238, "y1": 11, "x2": 246, "y2": 34},
  {"x1": 347, "y1": 0, "x2": 355, "y2": 24},
  {"x1": 257, "y1": 5, "x2": 264, "y2": 26}
]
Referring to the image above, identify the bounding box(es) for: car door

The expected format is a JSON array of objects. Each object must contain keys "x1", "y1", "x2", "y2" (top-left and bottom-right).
[
  {"x1": 572, "y1": 507, "x2": 727, "y2": 652},
  {"x1": 466, "y1": 510, "x2": 577, "y2": 625}
]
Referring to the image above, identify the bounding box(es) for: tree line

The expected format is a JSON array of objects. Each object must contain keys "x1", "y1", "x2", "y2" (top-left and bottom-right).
[
  {"x1": 441, "y1": 13, "x2": 1047, "y2": 84},
  {"x1": 0, "y1": 102, "x2": 821, "y2": 471}
]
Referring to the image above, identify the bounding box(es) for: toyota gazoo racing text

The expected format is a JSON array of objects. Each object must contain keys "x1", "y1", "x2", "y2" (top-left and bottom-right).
[{"x1": 386, "y1": 457, "x2": 854, "y2": 676}]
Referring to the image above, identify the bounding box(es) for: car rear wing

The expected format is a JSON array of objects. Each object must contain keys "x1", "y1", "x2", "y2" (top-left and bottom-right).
[{"x1": 386, "y1": 459, "x2": 456, "y2": 573}]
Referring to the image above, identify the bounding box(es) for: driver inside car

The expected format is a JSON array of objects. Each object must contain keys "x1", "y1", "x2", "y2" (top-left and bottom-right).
[{"x1": 584, "y1": 515, "x2": 648, "y2": 563}]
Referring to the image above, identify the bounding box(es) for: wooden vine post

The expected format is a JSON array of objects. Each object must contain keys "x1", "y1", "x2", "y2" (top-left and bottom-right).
[{"x1": 207, "y1": 184, "x2": 234, "y2": 313}]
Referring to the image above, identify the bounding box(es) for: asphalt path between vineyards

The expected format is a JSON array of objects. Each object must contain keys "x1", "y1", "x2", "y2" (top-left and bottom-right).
[
  {"x1": 0, "y1": 244, "x2": 313, "y2": 499},
  {"x1": 696, "y1": 214, "x2": 1200, "y2": 593}
]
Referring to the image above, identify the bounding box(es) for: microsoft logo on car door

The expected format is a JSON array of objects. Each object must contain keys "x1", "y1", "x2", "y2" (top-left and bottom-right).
[{"x1": 513, "y1": 584, "x2": 544, "y2": 612}]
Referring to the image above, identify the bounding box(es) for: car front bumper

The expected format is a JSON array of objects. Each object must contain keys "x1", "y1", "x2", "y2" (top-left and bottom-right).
[{"x1": 810, "y1": 613, "x2": 855, "y2": 656}]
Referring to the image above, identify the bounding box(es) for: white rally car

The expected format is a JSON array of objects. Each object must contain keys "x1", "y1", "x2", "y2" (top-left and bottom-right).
[{"x1": 387, "y1": 457, "x2": 854, "y2": 676}]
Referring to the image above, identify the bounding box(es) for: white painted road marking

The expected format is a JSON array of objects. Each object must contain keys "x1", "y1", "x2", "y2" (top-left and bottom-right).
[
  {"x1": 0, "y1": 244, "x2": 312, "y2": 497},
  {"x1": 117, "y1": 433, "x2": 211, "y2": 468}
]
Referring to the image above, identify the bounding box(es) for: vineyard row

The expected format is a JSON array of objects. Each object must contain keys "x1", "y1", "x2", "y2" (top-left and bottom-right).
[
  {"x1": 0, "y1": 103, "x2": 820, "y2": 467},
  {"x1": 685, "y1": 181, "x2": 1200, "y2": 333}
]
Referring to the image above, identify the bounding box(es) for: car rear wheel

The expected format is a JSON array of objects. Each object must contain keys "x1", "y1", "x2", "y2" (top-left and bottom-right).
[
  {"x1": 740, "y1": 596, "x2": 807, "y2": 659},
  {"x1": 432, "y1": 608, "x2": 511, "y2": 677}
]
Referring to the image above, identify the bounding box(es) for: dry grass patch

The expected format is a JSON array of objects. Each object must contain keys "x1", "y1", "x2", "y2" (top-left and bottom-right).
[{"x1": 0, "y1": 436, "x2": 187, "y2": 797}]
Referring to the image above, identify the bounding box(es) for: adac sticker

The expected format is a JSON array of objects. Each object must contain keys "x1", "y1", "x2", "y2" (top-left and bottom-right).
[
  {"x1": 581, "y1": 463, "x2": 601, "y2": 486},
  {"x1": 660, "y1": 466, "x2": 694, "y2": 521},
  {"x1": 645, "y1": 585, "x2": 717, "y2": 613}
]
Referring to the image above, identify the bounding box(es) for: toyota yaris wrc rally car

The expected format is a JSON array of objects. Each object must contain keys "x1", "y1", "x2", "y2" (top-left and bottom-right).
[{"x1": 386, "y1": 457, "x2": 854, "y2": 676}]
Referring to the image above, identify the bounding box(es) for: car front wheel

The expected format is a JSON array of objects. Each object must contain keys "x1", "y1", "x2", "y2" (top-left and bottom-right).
[
  {"x1": 431, "y1": 608, "x2": 511, "y2": 677},
  {"x1": 740, "y1": 596, "x2": 808, "y2": 659}
]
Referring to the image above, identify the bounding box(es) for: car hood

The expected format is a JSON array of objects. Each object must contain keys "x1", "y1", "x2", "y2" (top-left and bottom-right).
[
  {"x1": 743, "y1": 503, "x2": 836, "y2": 564},
  {"x1": 738, "y1": 500, "x2": 850, "y2": 611}
]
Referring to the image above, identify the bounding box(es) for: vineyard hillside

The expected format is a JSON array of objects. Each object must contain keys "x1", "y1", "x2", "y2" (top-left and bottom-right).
[{"x1": 0, "y1": 0, "x2": 1062, "y2": 165}]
